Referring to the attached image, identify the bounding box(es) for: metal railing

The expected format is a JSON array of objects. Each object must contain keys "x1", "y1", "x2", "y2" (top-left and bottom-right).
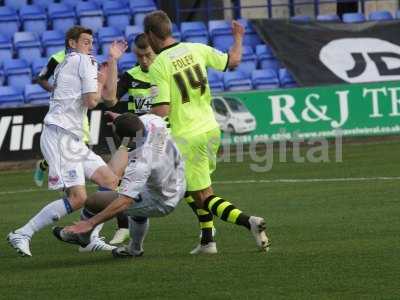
[{"x1": 173, "y1": 0, "x2": 398, "y2": 24}]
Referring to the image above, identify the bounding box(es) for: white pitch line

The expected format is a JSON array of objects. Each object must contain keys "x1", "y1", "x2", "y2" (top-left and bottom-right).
[{"x1": 1, "y1": 177, "x2": 400, "y2": 195}]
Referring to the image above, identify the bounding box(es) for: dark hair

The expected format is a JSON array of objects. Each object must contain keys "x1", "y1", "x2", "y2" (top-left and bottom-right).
[
  {"x1": 114, "y1": 113, "x2": 145, "y2": 141},
  {"x1": 143, "y1": 10, "x2": 172, "y2": 40},
  {"x1": 134, "y1": 33, "x2": 150, "y2": 50},
  {"x1": 65, "y1": 25, "x2": 93, "y2": 49}
]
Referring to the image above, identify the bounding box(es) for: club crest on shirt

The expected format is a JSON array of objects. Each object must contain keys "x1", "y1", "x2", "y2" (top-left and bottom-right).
[
  {"x1": 67, "y1": 169, "x2": 77, "y2": 179},
  {"x1": 49, "y1": 176, "x2": 59, "y2": 185}
]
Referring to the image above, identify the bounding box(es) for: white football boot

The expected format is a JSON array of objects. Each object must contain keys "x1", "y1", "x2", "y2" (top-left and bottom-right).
[
  {"x1": 109, "y1": 228, "x2": 130, "y2": 245},
  {"x1": 7, "y1": 232, "x2": 32, "y2": 257},
  {"x1": 190, "y1": 242, "x2": 218, "y2": 255},
  {"x1": 79, "y1": 236, "x2": 116, "y2": 252},
  {"x1": 249, "y1": 216, "x2": 270, "y2": 252}
]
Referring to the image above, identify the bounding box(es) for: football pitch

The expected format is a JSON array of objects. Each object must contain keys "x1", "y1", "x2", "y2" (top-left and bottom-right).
[{"x1": 0, "y1": 140, "x2": 399, "y2": 299}]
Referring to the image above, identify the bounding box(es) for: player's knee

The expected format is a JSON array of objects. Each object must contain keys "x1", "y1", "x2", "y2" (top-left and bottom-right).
[
  {"x1": 106, "y1": 174, "x2": 119, "y2": 190},
  {"x1": 66, "y1": 190, "x2": 87, "y2": 210}
]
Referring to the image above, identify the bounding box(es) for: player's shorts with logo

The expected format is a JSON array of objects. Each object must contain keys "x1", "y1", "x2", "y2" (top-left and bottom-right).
[{"x1": 40, "y1": 124, "x2": 106, "y2": 190}]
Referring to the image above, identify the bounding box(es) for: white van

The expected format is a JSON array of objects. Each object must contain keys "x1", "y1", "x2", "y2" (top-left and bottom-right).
[{"x1": 211, "y1": 96, "x2": 256, "y2": 134}]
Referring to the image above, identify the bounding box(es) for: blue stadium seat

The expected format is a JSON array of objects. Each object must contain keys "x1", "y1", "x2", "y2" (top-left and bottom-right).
[
  {"x1": 4, "y1": 58, "x2": 32, "y2": 91},
  {"x1": 64, "y1": 0, "x2": 81, "y2": 9},
  {"x1": 31, "y1": 0, "x2": 55, "y2": 10},
  {"x1": 209, "y1": 20, "x2": 233, "y2": 49},
  {"x1": 172, "y1": 22, "x2": 181, "y2": 41},
  {"x1": 368, "y1": 10, "x2": 393, "y2": 21},
  {"x1": 130, "y1": 0, "x2": 156, "y2": 16},
  {"x1": 342, "y1": 12, "x2": 365, "y2": 23},
  {"x1": 224, "y1": 70, "x2": 252, "y2": 91},
  {"x1": 14, "y1": 31, "x2": 42, "y2": 64},
  {"x1": 251, "y1": 69, "x2": 279, "y2": 90},
  {"x1": 95, "y1": 54, "x2": 108, "y2": 64},
  {"x1": 48, "y1": 3, "x2": 77, "y2": 33},
  {"x1": 103, "y1": 0, "x2": 131, "y2": 29},
  {"x1": 5, "y1": 0, "x2": 28, "y2": 11},
  {"x1": 31, "y1": 57, "x2": 48, "y2": 77},
  {"x1": 125, "y1": 25, "x2": 143, "y2": 45},
  {"x1": 98, "y1": 26, "x2": 124, "y2": 54},
  {"x1": 291, "y1": 15, "x2": 313, "y2": 22},
  {"x1": 42, "y1": 30, "x2": 64, "y2": 56},
  {"x1": 237, "y1": 45, "x2": 257, "y2": 76},
  {"x1": 0, "y1": 86, "x2": 25, "y2": 108},
  {"x1": 238, "y1": 18, "x2": 262, "y2": 47},
  {"x1": 207, "y1": 69, "x2": 224, "y2": 93},
  {"x1": 118, "y1": 53, "x2": 137, "y2": 74},
  {"x1": 0, "y1": 7, "x2": 20, "y2": 39},
  {"x1": 76, "y1": 1, "x2": 104, "y2": 33},
  {"x1": 0, "y1": 33, "x2": 13, "y2": 62},
  {"x1": 256, "y1": 44, "x2": 280, "y2": 71},
  {"x1": 25, "y1": 83, "x2": 50, "y2": 105},
  {"x1": 0, "y1": 69, "x2": 4, "y2": 86},
  {"x1": 181, "y1": 21, "x2": 208, "y2": 44},
  {"x1": 317, "y1": 14, "x2": 340, "y2": 22},
  {"x1": 279, "y1": 68, "x2": 297, "y2": 88},
  {"x1": 20, "y1": 5, "x2": 48, "y2": 35}
]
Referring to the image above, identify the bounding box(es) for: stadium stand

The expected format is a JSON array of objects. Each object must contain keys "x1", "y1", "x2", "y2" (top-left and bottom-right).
[
  {"x1": 368, "y1": 10, "x2": 393, "y2": 21},
  {"x1": 24, "y1": 83, "x2": 50, "y2": 105},
  {"x1": 0, "y1": 86, "x2": 25, "y2": 107},
  {"x1": 14, "y1": 31, "x2": 42, "y2": 64},
  {"x1": 0, "y1": 0, "x2": 399, "y2": 104},
  {"x1": 0, "y1": 6, "x2": 20, "y2": 39},
  {"x1": 3, "y1": 58, "x2": 32, "y2": 91},
  {"x1": 342, "y1": 12, "x2": 366, "y2": 23},
  {"x1": 76, "y1": 1, "x2": 103, "y2": 33},
  {"x1": 48, "y1": 3, "x2": 77, "y2": 33},
  {"x1": 42, "y1": 30, "x2": 64, "y2": 56},
  {"x1": 103, "y1": 0, "x2": 130, "y2": 29},
  {"x1": 19, "y1": 4, "x2": 47, "y2": 35},
  {"x1": 224, "y1": 70, "x2": 253, "y2": 91}
]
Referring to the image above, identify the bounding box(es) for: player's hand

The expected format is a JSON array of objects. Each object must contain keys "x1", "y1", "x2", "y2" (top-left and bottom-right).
[
  {"x1": 64, "y1": 221, "x2": 94, "y2": 234},
  {"x1": 108, "y1": 40, "x2": 128, "y2": 60},
  {"x1": 104, "y1": 111, "x2": 121, "y2": 125},
  {"x1": 232, "y1": 20, "x2": 245, "y2": 39}
]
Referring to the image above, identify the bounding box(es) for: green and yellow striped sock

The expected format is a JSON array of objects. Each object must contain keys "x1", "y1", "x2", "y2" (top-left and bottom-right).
[
  {"x1": 204, "y1": 195, "x2": 250, "y2": 229},
  {"x1": 185, "y1": 194, "x2": 214, "y2": 244}
]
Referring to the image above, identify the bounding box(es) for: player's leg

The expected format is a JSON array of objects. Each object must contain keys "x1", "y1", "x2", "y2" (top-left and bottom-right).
[
  {"x1": 177, "y1": 134, "x2": 216, "y2": 253},
  {"x1": 7, "y1": 125, "x2": 87, "y2": 256},
  {"x1": 33, "y1": 159, "x2": 48, "y2": 187},
  {"x1": 191, "y1": 128, "x2": 270, "y2": 252}
]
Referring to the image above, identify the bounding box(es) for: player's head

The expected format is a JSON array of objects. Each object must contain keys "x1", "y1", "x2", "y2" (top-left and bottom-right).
[
  {"x1": 114, "y1": 113, "x2": 145, "y2": 149},
  {"x1": 65, "y1": 25, "x2": 94, "y2": 55},
  {"x1": 143, "y1": 10, "x2": 173, "y2": 53},
  {"x1": 133, "y1": 33, "x2": 155, "y2": 72}
]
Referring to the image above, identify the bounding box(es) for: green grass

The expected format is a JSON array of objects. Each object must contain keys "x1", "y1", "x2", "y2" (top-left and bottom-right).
[{"x1": 1, "y1": 141, "x2": 400, "y2": 299}]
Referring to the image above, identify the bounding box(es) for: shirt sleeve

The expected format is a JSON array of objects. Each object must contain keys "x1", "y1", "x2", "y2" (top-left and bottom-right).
[
  {"x1": 79, "y1": 54, "x2": 98, "y2": 94},
  {"x1": 118, "y1": 155, "x2": 151, "y2": 199},
  {"x1": 116, "y1": 72, "x2": 132, "y2": 100},
  {"x1": 149, "y1": 60, "x2": 170, "y2": 106},
  {"x1": 38, "y1": 57, "x2": 59, "y2": 81},
  {"x1": 199, "y1": 44, "x2": 229, "y2": 72}
]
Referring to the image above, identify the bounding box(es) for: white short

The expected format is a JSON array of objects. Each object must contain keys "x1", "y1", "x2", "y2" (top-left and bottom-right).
[
  {"x1": 123, "y1": 181, "x2": 186, "y2": 218},
  {"x1": 40, "y1": 124, "x2": 106, "y2": 190}
]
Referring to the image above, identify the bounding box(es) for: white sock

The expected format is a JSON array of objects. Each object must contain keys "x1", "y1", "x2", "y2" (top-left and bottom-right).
[
  {"x1": 79, "y1": 208, "x2": 104, "y2": 244},
  {"x1": 129, "y1": 217, "x2": 149, "y2": 252},
  {"x1": 16, "y1": 198, "x2": 72, "y2": 238}
]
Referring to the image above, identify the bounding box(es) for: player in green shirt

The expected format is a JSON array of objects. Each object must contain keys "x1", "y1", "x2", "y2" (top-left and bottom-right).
[{"x1": 144, "y1": 11, "x2": 270, "y2": 254}]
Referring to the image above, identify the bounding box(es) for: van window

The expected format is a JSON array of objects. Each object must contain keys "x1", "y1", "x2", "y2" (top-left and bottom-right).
[
  {"x1": 225, "y1": 97, "x2": 247, "y2": 112},
  {"x1": 213, "y1": 99, "x2": 228, "y2": 116}
]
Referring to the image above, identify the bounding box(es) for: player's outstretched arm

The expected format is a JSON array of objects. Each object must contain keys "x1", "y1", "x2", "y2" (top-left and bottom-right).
[
  {"x1": 228, "y1": 20, "x2": 244, "y2": 69},
  {"x1": 64, "y1": 195, "x2": 133, "y2": 234},
  {"x1": 102, "y1": 40, "x2": 128, "y2": 107}
]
